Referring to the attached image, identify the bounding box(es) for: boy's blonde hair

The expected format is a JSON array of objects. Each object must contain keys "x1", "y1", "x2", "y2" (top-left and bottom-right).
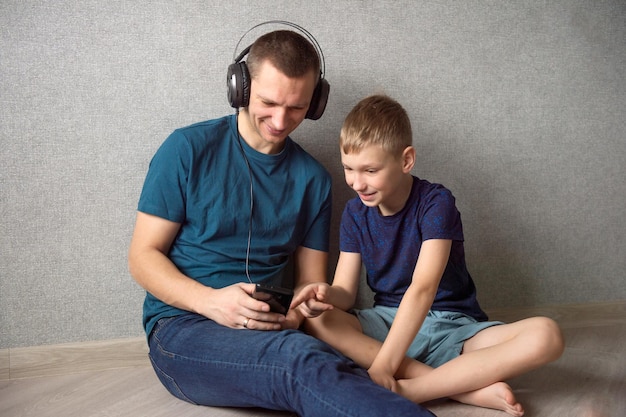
[{"x1": 340, "y1": 94, "x2": 412, "y2": 157}]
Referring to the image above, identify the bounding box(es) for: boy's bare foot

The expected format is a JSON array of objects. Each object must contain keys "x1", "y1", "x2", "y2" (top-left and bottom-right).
[
  {"x1": 397, "y1": 378, "x2": 524, "y2": 416},
  {"x1": 450, "y1": 382, "x2": 524, "y2": 417}
]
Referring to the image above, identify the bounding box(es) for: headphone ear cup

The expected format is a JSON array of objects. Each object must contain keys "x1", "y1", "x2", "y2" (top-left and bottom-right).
[
  {"x1": 306, "y1": 77, "x2": 330, "y2": 120},
  {"x1": 227, "y1": 61, "x2": 251, "y2": 109}
]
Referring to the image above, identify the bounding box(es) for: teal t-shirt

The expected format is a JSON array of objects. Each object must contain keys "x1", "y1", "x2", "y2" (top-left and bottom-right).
[{"x1": 137, "y1": 115, "x2": 332, "y2": 336}]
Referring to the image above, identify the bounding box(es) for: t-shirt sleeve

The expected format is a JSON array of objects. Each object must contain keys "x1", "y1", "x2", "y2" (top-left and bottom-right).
[
  {"x1": 420, "y1": 187, "x2": 464, "y2": 242},
  {"x1": 339, "y1": 201, "x2": 362, "y2": 253},
  {"x1": 137, "y1": 130, "x2": 190, "y2": 223}
]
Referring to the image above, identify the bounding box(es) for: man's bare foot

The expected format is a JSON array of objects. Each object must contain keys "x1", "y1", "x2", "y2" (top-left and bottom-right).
[{"x1": 450, "y1": 382, "x2": 524, "y2": 417}]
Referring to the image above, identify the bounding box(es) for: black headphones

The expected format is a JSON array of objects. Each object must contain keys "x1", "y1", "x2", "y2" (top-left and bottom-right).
[{"x1": 226, "y1": 21, "x2": 330, "y2": 120}]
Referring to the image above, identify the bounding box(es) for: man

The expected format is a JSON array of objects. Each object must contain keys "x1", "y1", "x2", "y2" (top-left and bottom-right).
[{"x1": 128, "y1": 26, "x2": 434, "y2": 417}]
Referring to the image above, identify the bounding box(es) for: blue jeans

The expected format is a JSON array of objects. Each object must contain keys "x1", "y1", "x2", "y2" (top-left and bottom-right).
[{"x1": 148, "y1": 314, "x2": 435, "y2": 417}]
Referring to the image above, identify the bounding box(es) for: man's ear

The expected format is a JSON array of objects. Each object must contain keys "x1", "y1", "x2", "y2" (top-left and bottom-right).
[{"x1": 402, "y1": 146, "x2": 416, "y2": 173}]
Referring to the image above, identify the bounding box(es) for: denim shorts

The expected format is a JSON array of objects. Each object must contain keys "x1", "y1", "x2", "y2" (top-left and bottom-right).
[{"x1": 353, "y1": 305, "x2": 502, "y2": 368}]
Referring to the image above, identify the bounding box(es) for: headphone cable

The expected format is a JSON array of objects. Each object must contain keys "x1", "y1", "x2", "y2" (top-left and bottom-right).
[{"x1": 235, "y1": 111, "x2": 254, "y2": 284}]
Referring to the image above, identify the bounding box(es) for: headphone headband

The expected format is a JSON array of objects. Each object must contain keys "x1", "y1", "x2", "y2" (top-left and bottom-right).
[{"x1": 232, "y1": 20, "x2": 326, "y2": 77}]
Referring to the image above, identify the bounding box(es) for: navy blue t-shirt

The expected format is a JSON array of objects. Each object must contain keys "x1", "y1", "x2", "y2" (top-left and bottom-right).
[
  {"x1": 340, "y1": 176, "x2": 487, "y2": 321},
  {"x1": 137, "y1": 115, "x2": 332, "y2": 336}
]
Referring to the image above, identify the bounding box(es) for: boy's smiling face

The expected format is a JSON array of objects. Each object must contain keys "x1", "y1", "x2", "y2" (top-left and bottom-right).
[{"x1": 341, "y1": 144, "x2": 415, "y2": 216}]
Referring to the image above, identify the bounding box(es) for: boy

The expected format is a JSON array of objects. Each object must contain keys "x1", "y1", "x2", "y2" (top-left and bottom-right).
[{"x1": 291, "y1": 94, "x2": 564, "y2": 416}]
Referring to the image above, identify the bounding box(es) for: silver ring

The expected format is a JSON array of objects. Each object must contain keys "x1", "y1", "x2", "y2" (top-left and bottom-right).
[{"x1": 243, "y1": 318, "x2": 249, "y2": 328}]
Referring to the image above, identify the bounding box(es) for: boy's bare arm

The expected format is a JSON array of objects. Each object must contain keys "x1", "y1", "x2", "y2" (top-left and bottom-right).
[
  {"x1": 290, "y1": 251, "x2": 362, "y2": 315},
  {"x1": 287, "y1": 246, "x2": 330, "y2": 325},
  {"x1": 327, "y1": 251, "x2": 363, "y2": 310},
  {"x1": 369, "y1": 239, "x2": 452, "y2": 382}
]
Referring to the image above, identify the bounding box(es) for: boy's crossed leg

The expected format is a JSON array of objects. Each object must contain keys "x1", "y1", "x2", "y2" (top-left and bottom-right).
[{"x1": 305, "y1": 308, "x2": 563, "y2": 417}]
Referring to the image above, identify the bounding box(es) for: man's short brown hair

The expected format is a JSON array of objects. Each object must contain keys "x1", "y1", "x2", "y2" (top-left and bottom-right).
[{"x1": 247, "y1": 30, "x2": 320, "y2": 80}]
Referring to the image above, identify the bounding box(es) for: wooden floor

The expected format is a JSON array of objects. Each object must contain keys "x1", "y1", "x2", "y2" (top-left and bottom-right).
[{"x1": 1, "y1": 302, "x2": 624, "y2": 417}]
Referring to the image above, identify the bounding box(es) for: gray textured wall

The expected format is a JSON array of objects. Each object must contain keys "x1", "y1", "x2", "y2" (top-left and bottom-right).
[{"x1": 1, "y1": 0, "x2": 624, "y2": 349}]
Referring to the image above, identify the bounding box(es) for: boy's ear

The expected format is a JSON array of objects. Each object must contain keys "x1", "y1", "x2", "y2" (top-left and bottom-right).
[{"x1": 402, "y1": 146, "x2": 416, "y2": 173}]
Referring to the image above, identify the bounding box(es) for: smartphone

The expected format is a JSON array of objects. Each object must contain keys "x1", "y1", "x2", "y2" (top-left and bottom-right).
[{"x1": 252, "y1": 284, "x2": 294, "y2": 315}]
